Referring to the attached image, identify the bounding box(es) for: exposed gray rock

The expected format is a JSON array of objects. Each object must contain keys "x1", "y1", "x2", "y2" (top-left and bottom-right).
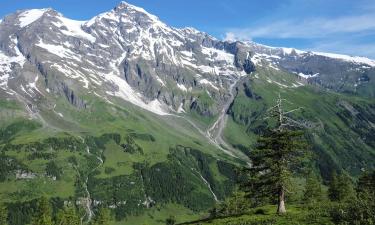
[{"x1": 0, "y1": 1, "x2": 373, "y2": 118}]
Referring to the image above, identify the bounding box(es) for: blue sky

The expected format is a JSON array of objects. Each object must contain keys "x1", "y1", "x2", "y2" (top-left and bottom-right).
[{"x1": 1, "y1": 0, "x2": 374, "y2": 58}]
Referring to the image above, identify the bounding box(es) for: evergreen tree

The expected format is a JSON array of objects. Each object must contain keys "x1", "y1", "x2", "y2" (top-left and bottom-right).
[
  {"x1": 0, "y1": 204, "x2": 7, "y2": 225},
  {"x1": 337, "y1": 172, "x2": 356, "y2": 201},
  {"x1": 245, "y1": 129, "x2": 307, "y2": 214},
  {"x1": 352, "y1": 170, "x2": 375, "y2": 224},
  {"x1": 328, "y1": 171, "x2": 355, "y2": 202},
  {"x1": 31, "y1": 197, "x2": 53, "y2": 225},
  {"x1": 328, "y1": 171, "x2": 339, "y2": 201},
  {"x1": 212, "y1": 190, "x2": 250, "y2": 217},
  {"x1": 243, "y1": 95, "x2": 308, "y2": 214},
  {"x1": 356, "y1": 170, "x2": 375, "y2": 195},
  {"x1": 330, "y1": 171, "x2": 375, "y2": 225},
  {"x1": 56, "y1": 205, "x2": 80, "y2": 225},
  {"x1": 303, "y1": 172, "x2": 323, "y2": 204},
  {"x1": 91, "y1": 207, "x2": 110, "y2": 225}
]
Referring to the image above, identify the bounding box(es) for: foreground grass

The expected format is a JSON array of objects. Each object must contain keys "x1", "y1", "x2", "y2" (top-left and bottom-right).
[
  {"x1": 180, "y1": 205, "x2": 333, "y2": 225},
  {"x1": 110, "y1": 203, "x2": 202, "y2": 225}
]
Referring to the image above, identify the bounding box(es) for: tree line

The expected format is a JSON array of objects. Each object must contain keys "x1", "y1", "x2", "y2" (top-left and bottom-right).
[{"x1": 0, "y1": 197, "x2": 111, "y2": 225}]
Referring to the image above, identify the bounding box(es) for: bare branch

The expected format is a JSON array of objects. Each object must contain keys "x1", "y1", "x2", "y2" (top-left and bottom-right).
[{"x1": 264, "y1": 93, "x2": 311, "y2": 131}]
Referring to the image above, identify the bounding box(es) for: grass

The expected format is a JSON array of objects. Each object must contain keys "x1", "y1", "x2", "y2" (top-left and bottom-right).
[
  {"x1": 111, "y1": 203, "x2": 202, "y2": 225},
  {"x1": 0, "y1": 66, "x2": 374, "y2": 224},
  {"x1": 95, "y1": 141, "x2": 138, "y2": 178},
  {"x1": 182, "y1": 204, "x2": 333, "y2": 225},
  {"x1": 223, "y1": 117, "x2": 254, "y2": 148},
  {"x1": 0, "y1": 149, "x2": 83, "y2": 202},
  {"x1": 223, "y1": 68, "x2": 375, "y2": 175}
]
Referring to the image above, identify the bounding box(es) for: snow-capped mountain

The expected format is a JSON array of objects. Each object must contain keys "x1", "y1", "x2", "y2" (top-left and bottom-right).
[
  {"x1": 0, "y1": 1, "x2": 374, "y2": 117},
  {"x1": 246, "y1": 42, "x2": 375, "y2": 92}
]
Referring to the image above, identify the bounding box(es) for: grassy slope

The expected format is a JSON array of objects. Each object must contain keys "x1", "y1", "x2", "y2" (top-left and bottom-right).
[
  {"x1": 224, "y1": 67, "x2": 375, "y2": 176},
  {"x1": 1, "y1": 65, "x2": 374, "y2": 224},
  {"x1": 0, "y1": 95, "x2": 236, "y2": 224},
  {"x1": 183, "y1": 204, "x2": 333, "y2": 225}
]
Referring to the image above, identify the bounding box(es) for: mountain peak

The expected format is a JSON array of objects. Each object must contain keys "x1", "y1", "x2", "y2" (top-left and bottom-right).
[
  {"x1": 85, "y1": 1, "x2": 162, "y2": 28},
  {"x1": 16, "y1": 8, "x2": 51, "y2": 28},
  {"x1": 114, "y1": 1, "x2": 159, "y2": 22}
]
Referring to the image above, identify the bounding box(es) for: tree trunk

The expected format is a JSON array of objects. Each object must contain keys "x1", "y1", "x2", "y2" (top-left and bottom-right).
[{"x1": 277, "y1": 187, "x2": 286, "y2": 214}]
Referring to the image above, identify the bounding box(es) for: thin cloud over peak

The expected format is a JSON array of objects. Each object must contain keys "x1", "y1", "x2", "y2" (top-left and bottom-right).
[
  {"x1": 225, "y1": 13, "x2": 375, "y2": 40},
  {"x1": 223, "y1": 0, "x2": 375, "y2": 58}
]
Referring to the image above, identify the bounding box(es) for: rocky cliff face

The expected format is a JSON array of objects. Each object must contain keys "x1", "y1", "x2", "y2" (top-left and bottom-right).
[
  {"x1": 0, "y1": 2, "x2": 255, "y2": 117},
  {"x1": 0, "y1": 1, "x2": 374, "y2": 118},
  {"x1": 246, "y1": 42, "x2": 375, "y2": 96}
]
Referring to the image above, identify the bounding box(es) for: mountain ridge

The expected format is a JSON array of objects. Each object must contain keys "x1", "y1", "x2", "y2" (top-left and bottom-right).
[{"x1": 0, "y1": 2, "x2": 374, "y2": 115}]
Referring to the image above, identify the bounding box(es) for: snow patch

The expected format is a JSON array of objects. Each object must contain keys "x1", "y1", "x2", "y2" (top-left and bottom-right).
[
  {"x1": 36, "y1": 40, "x2": 82, "y2": 61},
  {"x1": 105, "y1": 72, "x2": 168, "y2": 115},
  {"x1": 156, "y1": 76, "x2": 165, "y2": 86},
  {"x1": 312, "y1": 52, "x2": 375, "y2": 67},
  {"x1": 97, "y1": 43, "x2": 110, "y2": 48},
  {"x1": 266, "y1": 78, "x2": 289, "y2": 88},
  {"x1": 0, "y1": 37, "x2": 26, "y2": 90},
  {"x1": 177, "y1": 103, "x2": 185, "y2": 113},
  {"x1": 199, "y1": 79, "x2": 219, "y2": 91},
  {"x1": 27, "y1": 75, "x2": 43, "y2": 95},
  {"x1": 50, "y1": 63, "x2": 89, "y2": 89},
  {"x1": 53, "y1": 16, "x2": 96, "y2": 42},
  {"x1": 297, "y1": 72, "x2": 319, "y2": 79},
  {"x1": 281, "y1": 47, "x2": 305, "y2": 55},
  {"x1": 201, "y1": 47, "x2": 234, "y2": 64},
  {"x1": 18, "y1": 9, "x2": 48, "y2": 27},
  {"x1": 180, "y1": 50, "x2": 193, "y2": 58},
  {"x1": 177, "y1": 83, "x2": 188, "y2": 92}
]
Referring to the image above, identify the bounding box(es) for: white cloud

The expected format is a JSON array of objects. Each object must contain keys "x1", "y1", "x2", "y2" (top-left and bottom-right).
[
  {"x1": 310, "y1": 40, "x2": 375, "y2": 59},
  {"x1": 224, "y1": 32, "x2": 240, "y2": 41},
  {"x1": 225, "y1": 13, "x2": 375, "y2": 40}
]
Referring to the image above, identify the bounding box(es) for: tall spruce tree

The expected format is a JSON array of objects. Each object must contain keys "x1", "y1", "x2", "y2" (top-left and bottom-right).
[
  {"x1": 356, "y1": 170, "x2": 375, "y2": 195},
  {"x1": 31, "y1": 197, "x2": 53, "y2": 225},
  {"x1": 0, "y1": 204, "x2": 7, "y2": 225},
  {"x1": 243, "y1": 94, "x2": 308, "y2": 214},
  {"x1": 56, "y1": 205, "x2": 80, "y2": 225},
  {"x1": 91, "y1": 207, "x2": 110, "y2": 225},
  {"x1": 303, "y1": 171, "x2": 323, "y2": 204},
  {"x1": 328, "y1": 171, "x2": 339, "y2": 201},
  {"x1": 331, "y1": 171, "x2": 375, "y2": 224},
  {"x1": 328, "y1": 171, "x2": 355, "y2": 202}
]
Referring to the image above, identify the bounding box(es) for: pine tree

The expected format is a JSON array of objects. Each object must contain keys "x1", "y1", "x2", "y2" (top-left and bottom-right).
[
  {"x1": 356, "y1": 170, "x2": 375, "y2": 195},
  {"x1": 213, "y1": 190, "x2": 250, "y2": 216},
  {"x1": 328, "y1": 171, "x2": 339, "y2": 201},
  {"x1": 339, "y1": 172, "x2": 356, "y2": 201},
  {"x1": 91, "y1": 207, "x2": 110, "y2": 225},
  {"x1": 328, "y1": 171, "x2": 355, "y2": 202},
  {"x1": 303, "y1": 172, "x2": 323, "y2": 204},
  {"x1": 56, "y1": 205, "x2": 80, "y2": 225},
  {"x1": 331, "y1": 171, "x2": 375, "y2": 225},
  {"x1": 31, "y1": 197, "x2": 53, "y2": 225},
  {"x1": 0, "y1": 204, "x2": 7, "y2": 225},
  {"x1": 243, "y1": 94, "x2": 308, "y2": 214}
]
